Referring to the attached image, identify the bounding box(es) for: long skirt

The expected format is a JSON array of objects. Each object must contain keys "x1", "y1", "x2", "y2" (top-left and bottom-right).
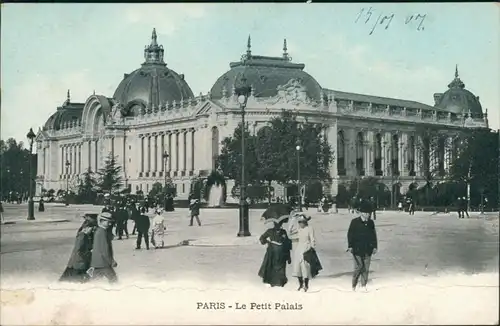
[
  {"x1": 258, "y1": 245, "x2": 288, "y2": 287},
  {"x1": 59, "y1": 267, "x2": 89, "y2": 283},
  {"x1": 151, "y1": 230, "x2": 165, "y2": 248},
  {"x1": 291, "y1": 243, "x2": 312, "y2": 279}
]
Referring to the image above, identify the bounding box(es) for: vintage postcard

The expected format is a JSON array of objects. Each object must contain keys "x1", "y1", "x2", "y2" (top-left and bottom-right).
[{"x1": 1, "y1": 3, "x2": 498, "y2": 325}]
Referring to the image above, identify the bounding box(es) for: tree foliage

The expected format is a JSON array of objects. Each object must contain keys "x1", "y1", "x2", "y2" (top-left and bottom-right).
[
  {"x1": 76, "y1": 168, "x2": 97, "y2": 203},
  {"x1": 96, "y1": 153, "x2": 123, "y2": 194},
  {"x1": 448, "y1": 128, "x2": 499, "y2": 205},
  {"x1": 0, "y1": 138, "x2": 36, "y2": 199},
  {"x1": 216, "y1": 110, "x2": 334, "y2": 198}
]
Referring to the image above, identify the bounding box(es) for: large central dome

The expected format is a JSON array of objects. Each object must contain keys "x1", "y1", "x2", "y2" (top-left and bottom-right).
[
  {"x1": 113, "y1": 29, "x2": 194, "y2": 112},
  {"x1": 210, "y1": 37, "x2": 323, "y2": 101}
]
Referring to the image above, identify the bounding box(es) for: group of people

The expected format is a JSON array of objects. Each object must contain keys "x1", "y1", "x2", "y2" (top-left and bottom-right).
[{"x1": 258, "y1": 198, "x2": 378, "y2": 292}]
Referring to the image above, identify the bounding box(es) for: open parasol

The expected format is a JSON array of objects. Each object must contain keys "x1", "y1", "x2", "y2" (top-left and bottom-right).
[{"x1": 261, "y1": 203, "x2": 294, "y2": 224}]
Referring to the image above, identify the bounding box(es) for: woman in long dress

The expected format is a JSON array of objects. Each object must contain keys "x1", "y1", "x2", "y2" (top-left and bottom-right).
[
  {"x1": 292, "y1": 214, "x2": 322, "y2": 292},
  {"x1": 59, "y1": 218, "x2": 96, "y2": 283},
  {"x1": 258, "y1": 220, "x2": 292, "y2": 287},
  {"x1": 151, "y1": 209, "x2": 166, "y2": 249}
]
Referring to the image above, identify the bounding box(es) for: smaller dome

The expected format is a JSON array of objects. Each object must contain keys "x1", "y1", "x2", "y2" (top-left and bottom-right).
[
  {"x1": 43, "y1": 90, "x2": 84, "y2": 130},
  {"x1": 435, "y1": 65, "x2": 483, "y2": 116}
]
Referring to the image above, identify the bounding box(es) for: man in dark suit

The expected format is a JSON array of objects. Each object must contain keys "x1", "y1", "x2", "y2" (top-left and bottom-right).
[
  {"x1": 135, "y1": 212, "x2": 151, "y2": 250},
  {"x1": 347, "y1": 198, "x2": 378, "y2": 292}
]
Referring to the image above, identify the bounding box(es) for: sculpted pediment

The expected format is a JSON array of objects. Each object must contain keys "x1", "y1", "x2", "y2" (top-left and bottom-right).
[
  {"x1": 194, "y1": 101, "x2": 223, "y2": 117},
  {"x1": 256, "y1": 78, "x2": 310, "y2": 106}
]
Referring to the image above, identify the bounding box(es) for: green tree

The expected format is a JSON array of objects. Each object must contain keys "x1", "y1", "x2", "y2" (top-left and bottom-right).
[
  {"x1": 76, "y1": 168, "x2": 97, "y2": 203},
  {"x1": 216, "y1": 122, "x2": 259, "y2": 184},
  {"x1": 448, "y1": 128, "x2": 499, "y2": 208},
  {"x1": 96, "y1": 153, "x2": 123, "y2": 194},
  {"x1": 256, "y1": 110, "x2": 333, "y2": 186},
  {"x1": 0, "y1": 138, "x2": 35, "y2": 198}
]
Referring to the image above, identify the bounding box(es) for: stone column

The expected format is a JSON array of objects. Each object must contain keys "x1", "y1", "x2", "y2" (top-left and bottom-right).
[
  {"x1": 186, "y1": 129, "x2": 194, "y2": 173},
  {"x1": 153, "y1": 134, "x2": 158, "y2": 173},
  {"x1": 140, "y1": 135, "x2": 144, "y2": 174},
  {"x1": 171, "y1": 131, "x2": 178, "y2": 173},
  {"x1": 326, "y1": 125, "x2": 338, "y2": 195},
  {"x1": 165, "y1": 132, "x2": 172, "y2": 173},
  {"x1": 146, "y1": 134, "x2": 151, "y2": 173},
  {"x1": 400, "y1": 133, "x2": 408, "y2": 177},
  {"x1": 178, "y1": 130, "x2": 186, "y2": 172},
  {"x1": 346, "y1": 129, "x2": 356, "y2": 177},
  {"x1": 383, "y1": 131, "x2": 392, "y2": 176},
  {"x1": 88, "y1": 141, "x2": 93, "y2": 172},
  {"x1": 415, "y1": 135, "x2": 423, "y2": 177},
  {"x1": 365, "y1": 130, "x2": 374, "y2": 176}
]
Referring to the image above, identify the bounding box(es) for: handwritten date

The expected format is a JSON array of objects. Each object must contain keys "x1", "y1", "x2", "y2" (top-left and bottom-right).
[{"x1": 356, "y1": 7, "x2": 426, "y2": 35}]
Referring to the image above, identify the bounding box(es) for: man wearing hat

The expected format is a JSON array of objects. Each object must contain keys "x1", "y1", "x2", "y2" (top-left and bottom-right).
[
  {"x1": 347, "y1": 198, "x2": 378, "y2": 292},
  {"x1": 88, "y1": 212, "x2": 118, "y2": 283}
]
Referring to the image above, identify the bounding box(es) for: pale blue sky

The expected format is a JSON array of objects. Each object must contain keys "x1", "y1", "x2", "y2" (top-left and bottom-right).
[{"x1": 1, "y1": 3, "x2": 499, "y2": 144}]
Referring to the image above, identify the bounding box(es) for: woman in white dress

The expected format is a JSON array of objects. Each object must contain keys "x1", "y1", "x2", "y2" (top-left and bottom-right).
[
  {"x1": 292, "y1": 214, "x2": 321, "y2": 292},
  {"x1": 151, "y1": 209, "x2": 166, "y2": 249}
]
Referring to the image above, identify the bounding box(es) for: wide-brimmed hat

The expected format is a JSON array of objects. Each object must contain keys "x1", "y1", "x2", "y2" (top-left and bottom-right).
[{"x1": 297, "y1": 214, "x2": 312, "y2": 224}]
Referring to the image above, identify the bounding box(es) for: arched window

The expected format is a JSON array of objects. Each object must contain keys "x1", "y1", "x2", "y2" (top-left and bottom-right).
[
  {"x1": 375, "y1": 133, "x2": 382, "y2": 176},
  {"x1": 391, "y1": 134, "x2": 399, "y2": 176},
  {"x1": 437, "y1": 137, "x2": 445, "y2": 176},
  {"x1": 422, "y1": 137, "x2": 430, "y2": 175},
  {"x1": 356, "y1": 132, "x2": 365, "y2": 176},
  {"x1": 408, "y1": 136, "x2": 415, "y2": 176},
  {"x1": 337, "y1": 131, "x2": 346, "y2": 175}
]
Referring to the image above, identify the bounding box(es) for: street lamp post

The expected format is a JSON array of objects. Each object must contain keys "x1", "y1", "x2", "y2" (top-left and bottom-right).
[
  {"x1": 26, "y1": 128, "x2": 36, "y2": 220},
  {"x1": 296, "y1": 144, "x2": 302, "y2": 211},
  {"x1": 162, "y1": 151, "x2": 169, "y2": 210},
  {"x1": 236, "y1": 81, "x2": 252, "y2": 237},
  {"x1": 65, "y1": 160, "x2": 71, "y2": 206}
]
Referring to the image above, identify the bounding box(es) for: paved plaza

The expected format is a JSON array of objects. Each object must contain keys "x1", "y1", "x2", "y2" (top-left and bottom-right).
[{"x1": 1, "y1": 203, "x2": 499, "y2": 325}]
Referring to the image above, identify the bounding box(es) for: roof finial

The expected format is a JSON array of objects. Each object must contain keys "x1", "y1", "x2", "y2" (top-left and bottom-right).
[
  {"x1": 283, "y1": 38, "x2": 289, "y2": 60},
  {"x1": 67, "y1": 89, "x2": 70, "y2": 102},
  {"x1": 93, "y1": 90, "x2": 95, "y2": 96},
  {"x1": 246, "y1": 35, "x2": 252, "y2": 57},
  {"x1": 151, "y1": 28, "x2": 158, "y2": 46},
  {"x1": 455, "y1": 64, "x2": 459, "y2": 78}
]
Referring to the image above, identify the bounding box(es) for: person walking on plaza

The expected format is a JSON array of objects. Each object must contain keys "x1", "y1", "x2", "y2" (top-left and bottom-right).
[
  {"x1": 189, "y1": 198, "x2": 201, "y2": 226},
  {"x1": 135, "y1": 211, "x2": 151, "y2": 250},
  {"x1": 456, "y1": 197, "x2": 463, "y2": 218},
  {"x1": 38, "y1": 198, "x2": 45, "y2": 212},
  {"x1": 115, "y1": 204, "x2": 129, "y2": 240},
  {"x1": 258, "y1": 218, "x2": 292, "y2": 287},
  {"x1": 88, "y1": 212, "x2": 118, "y2": 283},
  {"x1": 408, "y1": 198, "x2": 415, "y2": 215},
  {"x1": 0, "y1": 201, "x2": 4, "y2": 224},
  {"x1": 369, "y1": 196, "x2": 377, "y2": 220},
  {"x1": 347, "y1": 199, "x2": 378, "y2": 292},
  {"x1": 59, "y1": 214, "x2": 97, "y2": 283},
  {"x1": 461, "y1": 196, "x2": 470, "y2": 218},
  {"x1": 292, "y1": 214, "x2": 321, "y2": 292},
  {"x1": 151, "y1": 209, "x2": 166, "y2": 249}
]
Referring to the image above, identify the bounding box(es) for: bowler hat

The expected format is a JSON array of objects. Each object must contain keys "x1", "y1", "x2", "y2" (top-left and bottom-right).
[
  {"x1": 354, "y1": 199, "x2": 372, "y2": 213},
  {"x1": 297, "y1": 214, "x2": 312, "y2": 223}
]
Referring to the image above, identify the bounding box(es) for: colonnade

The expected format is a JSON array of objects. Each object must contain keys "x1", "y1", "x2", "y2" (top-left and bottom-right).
[
  {"x1": 138, "y1": 128, "x2": 196, "y2": 177},
  {"x1": 59, "y1": 143, "x2": 83, "y2": 177},
  {"x1": 336, "y1": 129, "x2": 457, "y2": 178}
]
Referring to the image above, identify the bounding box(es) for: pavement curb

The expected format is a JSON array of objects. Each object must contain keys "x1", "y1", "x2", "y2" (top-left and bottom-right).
[{"x1": 1, "y1": 219, "x2": 71, "y2": 225}]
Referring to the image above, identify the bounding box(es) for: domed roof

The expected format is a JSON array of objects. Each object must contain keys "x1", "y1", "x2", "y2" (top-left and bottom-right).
[
  {"x1": 43, "y1": 90, "x2": 84, "y2": 130},
  {"x1": 210, "y1": 37, "x2": 323, "y2": 101},
  {"x1": 112, "y1": 29, "x2": 194, "y2": 112},
  {"x1": 435, "y1": 65, "x2": 483, "y2": 116}
]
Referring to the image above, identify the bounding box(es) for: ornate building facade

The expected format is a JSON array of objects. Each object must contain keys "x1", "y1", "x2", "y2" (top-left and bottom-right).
[{"x1": 35, "y1": 29, "x2": 490, "y2": 200}]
